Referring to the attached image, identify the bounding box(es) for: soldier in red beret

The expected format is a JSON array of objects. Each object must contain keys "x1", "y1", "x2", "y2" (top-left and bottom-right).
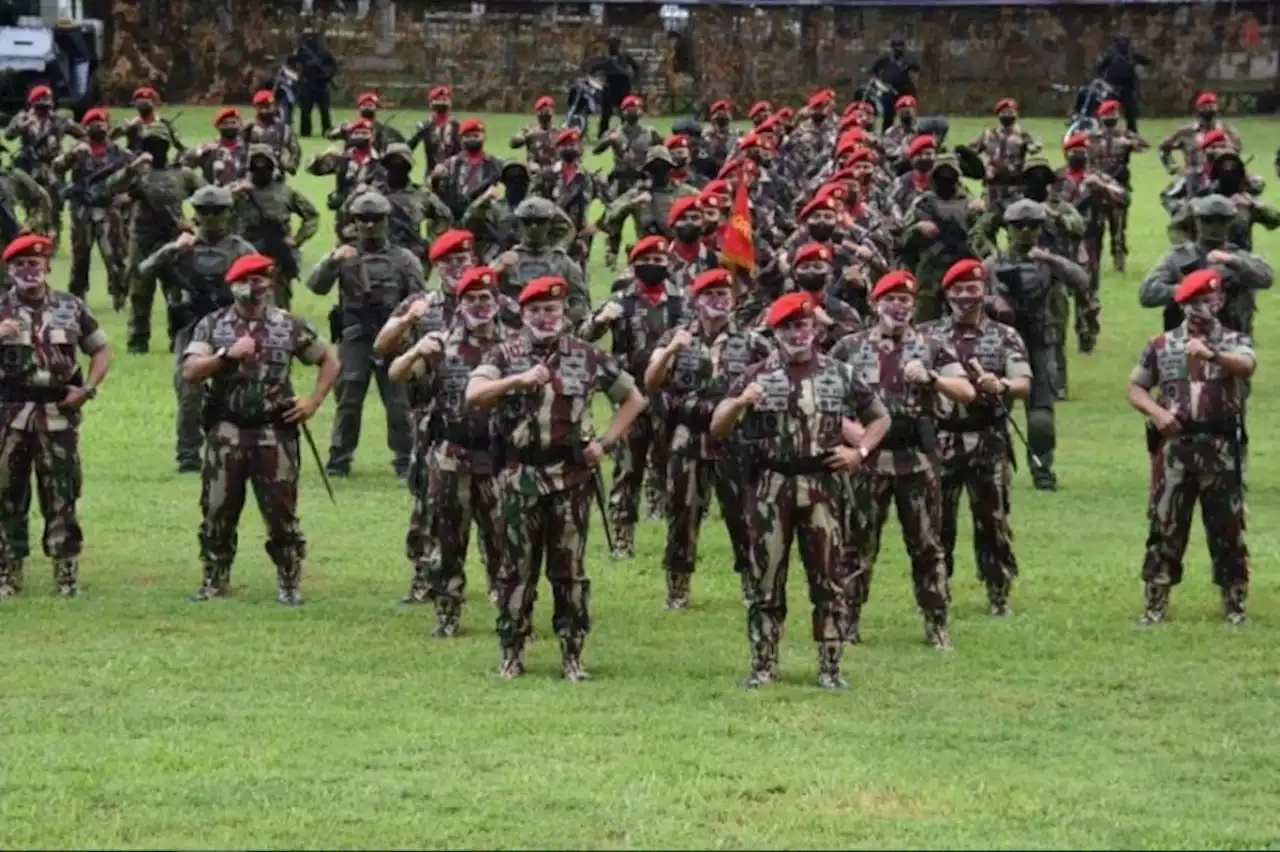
[
  {"x1": 110, "y1": 86, "x2": 186, "y2": 155},
  {"x1": 829, "y1": 270, "x2": 975, "y2": 648},
  {"x1": 1157, "y1": 92, "x2": 1242, "y2": 181},
  {"x1": 591, "y1": 95, "x2": 663, "y2": 270},
  {"x1": 665, "y1": 196, "x2": 718, "y2": 297},
  {"x1": 921, "y1": 258, "x2": 1033, "y2": 615},
  {"x1": 0, "y1": 234, "x2": 110, "y2": 600},
  {"x1": 534, "y1": 127, "x2": 605, "y2": 269},
  {"x1": 53, "y1": 107, "x2": 130, "y2": 302},
  {"x1": 388, "y1": 265, "x2": 511, "y2": 636},
  {"x1": 967, "y1": 98, "x2": 1042, "y2": 210},
  {"x1": 711, "y1": 290, "x2": 891, "y2": 688},
  {"x1": 181, "y1": 253, "x2": 339, "y2": 605},
  {"x1": 784, "y1": 241, "x2": 863, "y2": 350},
  {"x1": 1085, "y1": 99, "x2": 1150, "y2": 273},
  {"x1": 466, "y1": 275, "x2": 647, "y2": 681},
  {"x1": 180, "y1": 108, "x2": 249, "y2": 187},
  {"x1": 1127, "y1": 268, "x2": 1256, "y2": 626},
  {"x1": 407, "y1": 86, "x2": 462, "y2": 177},
  {"x1": 307, "y1": 119, "x2": 387, "y2": 242},
  {"x1": 5, "y1": 84, "x2": 79, "y2": 250},
  {"x1": 644, "y1": 267, "x2": 772, "y2": 609},
  {"x1": 510, "y1": 95, "x2": 559, "y2": 170},
  {"x1": 326, "y1": 92, "x2": 405, "y2": 155},
  {"x1": 243, "y1": 90, "x2": 301, "y2": 177},
  {"x1": 881, "y1": 95, "x2": 922, "y2": 163},
  {"x1": 701, "y1": 99, "x2": 739, "y2": 177},
  {"x1": 431, "y1": 119, "x2": 504, "y2": 224},
  {"x1": 1056, "y1": 132, "x2": 1127, "y2": 309}
]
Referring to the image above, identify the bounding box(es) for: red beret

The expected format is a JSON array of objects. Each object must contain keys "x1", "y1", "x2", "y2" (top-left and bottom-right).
[
  {"x1": 1063, "y1": 132, "x2": 1090, "y2": 151},
  {"x1": 766, "y1": 292, "x2": 814, "y2": 327},
  {"x1": 829, "y1": 166, "x2": 858, "y2": 185},
  {"x1": 131, "y1": 86, "x2": 159, "y2": 101},
  {"x1": 710, "y1": 99, "x2": 732, "y2": 114},
  {"x1": 455, "y1": 265, "x2": 498, "y2": 297},
  {"x1": 1194, "y1": 92, "x2": 1218, "y2": 109},
  {"x1": 1174, "y1": 268, "x2": 1222, "y2": 305},
  {"x1": 81, "y1": 107, "x2": 110, "y2": 126},
  {"x1": 838, "y1": 113, "x2": 862, "y2": 133},
  {"x1": 428, "y1": 229, "x2": 473, "y2": 263},
  {"x1": 820, "y1": 183, "x2": 849, "y2": 204},
  {"x1": 225, "y1": 253, "x2": 275, "y2": 283},
  {"x1": 701, "y1": 179, "x2": 730, "y2": 198},
  {"x1": 794, "y1": 243, "x2": 833, "y2": 266},
  {"x1": 806, "y1": 90, "x2": 833, "y2": 110},
  {"x1": 534, "y1": 95, "x2": 554, "y2": 111},
  {"x1": 747, "y1": 101, "x2": 772, "y2": 119},
  {"x1": 629, "y1": 235, "x2": 668, "y2": 263},
  {"x1": 251, "y1": 90, "x2": 275, "y2": 106},
  {"x1": 518, "y1": 276, "x2": 568, "y2": 305},
  {"x1": 26, "y1": 85, "x2": 52, "y2": 104},
  {"x1": 429, "y1": 85, "x2": 452, "y2": 101},
  {"x1": 665, "y1": 134, "x2": 691, "y2": 150},
  {"x1": 554, "y1": 127, "x2": 581, "y2": 146},
  {"x1": 994, "y1": 98, "x2": 1018, "y2": 114},
  {"x1": 941, "y1": 258, "x2": 986, "y2": 290},
  {"x1": 213, "y1": 107, "x2": 240, "y2": 127},
  {"x1": 906, "y1": 135, "x2": 937, "y2": 158},
  {"x1": 691, "y1": 268, "x2": 733, "y2": 295},
  {"x1": 1097, "y1": 99, "x2": 1122, "y2": 118},
  {"x1": 458, "y1": 118, "x2": 484, "y2": 135},
  {"x1": 1199, "y1": 128, "x2": 1228, "y2": 150},
  {"x1": 666, "y1": 196, "x2": 702, "y2": 228},
  {"x1": 620, "y1": 95, "x2": 642, "y2": 110},
  {"x1": 2, "y1": 234, "x2": 53, "y2": 263},
  {"x1": 757, "y1": 115, "x2": 783, "y2": 135},
  {"x1": 716, "y1": 158, "x2": 748, "y2": 180},
  {"x1": 871, "y1": 270, "x2": 918, "y2": 301},
  {"x1": 895, "y1": 95, "x2": 918, "y2": 110},
  {"x1": 775, "y1": 107, "x2": 795, "y2": 120},
  {"x1": 846, "y1": 146, "x2": 876, "y2": 166},
  {"x1": 357, "y1": 91, "x2": 380, "y2": 108},
  {"x1": 737, "y1": 133, "x2": 762, "y2": 151},
  {"x1": 798, "y1": 193, "x2": 836, "y2": 221}
]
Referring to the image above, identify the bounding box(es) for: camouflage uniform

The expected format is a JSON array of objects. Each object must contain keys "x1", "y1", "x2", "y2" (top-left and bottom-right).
[
  {"x1": 968, "y1": 123, "x2": 1041, "y2": 208},
  {"x1": 1157, "y1": 120, "x2": 1240, "y2": 179},
  {"x1": 1054, "y1": 164, "x2": 1127, "y2": 307},
  {"x1": 400, "y1": 321, "x2": 508, "y2": 636},
  {"x1": 408, "y1": 113, "x2": 461, "y2": 178},
  {"x1": 366, "y1": 144, "x2": 453, "y2": 264},
  {"x1": 921, "y1": 314, "x2": 1032, "y2": 613},
  {"x1": 325, "y1": 118, "x2": 404, "y2": 155},
  {"x1": 180, "y1": 139, "x2": 249, "y2": 187},
  {"x1": 728, "y1": 353, "x2": 887, "y2": 685},
  {"x1": 831, "y1": 327, "x2": 964, "y2": 647},
  {"x1": 105, "y1": 125, "x2": 205, "y2": 353},
  {"x1": 111, "y1": 113, "x2": 186, "y2": 155},
  {"x1": 307, "y1": 145, "x2": 387, "y2": 241},
  {"x1": 489, "y1": 197, "x2": 587, "y2": 322},
  {"x1": 243, "y1": 117, "x2": 301, "y2": 176},
  {"x1": 1130, "y1": 324, "x2": 1251, "y2": 625},
  {"x1": 1086, "y1": 124, "x2": 1148, "y2": 270},
  {"x1": 5, "y1": 109, "x2": 80, "y2": 248},
  {"x1": 510, "y1": 120, "x2": 559, "y2": 169},
  {"x1": 473, "y1": 329, "x2": 638, "y2": 678},
  {"x1": 139, "y1": 186, "x2": 257, "y2": 471},
  {"x1": 54, "y1": 141, "x2": 130, "y2": 301},
  {"x1": 603, "y1": 147, "x2": 700, "y2": 246},
  {"x1": 305, "y1": 193, "x2": 425, "y2": 476},
  {"x1": 592, "y1": 121, "x2": 664, "y2": 266},
  {"x1": 898, "y1": 158, "x2": 979, "y2": 323},
  {"x1": 464, "y1": 168, "x2": 577, "y2": 261},
  {"x1": 578, "y1": 281, "x2": 688, "y2": 557},
  {"x1": 0, "y1": 288, "x2": 107, "y2": 598},
  {"x1": 184, "y1": 306, "x2": 326, "y2": 603},
  {"x1": 536, "y1": 160, "x2": 606, "y2": 270},
  {"x1": 0, "y1": 169, "x2": 53, "y2": 288},
  {"x1": 434, "y1": 147, "x2": 504, "y2": 224},
  {"x1": 233, "y1": 146, "x2": 321, "y2": 310}
]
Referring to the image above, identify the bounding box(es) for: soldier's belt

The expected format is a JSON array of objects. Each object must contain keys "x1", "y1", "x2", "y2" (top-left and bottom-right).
[
  {"x1": 204, "y1": 404, "x2": 294, "y2": 431},
  {"x1": 937, "y1": 408, "x2": 1000, "y2": 433},
  {"x1": 441, "y1": 423, "x2": 491, "y2": 451},
  {"x1": 757, "y1": 453, "x2": 834, "y2": 476},
  {"x1": 882, "y1": 415, "x2": 937, "y2": 452},
  {"x1": 0, "y1": 384, "x2": 72, "y2": 404},
  {"x1": 1174, "y1": 417, "x2": 1238, "y2": 438},
  {"x1": 514, "y1": 444, "x2": 580, "y2": 467}
]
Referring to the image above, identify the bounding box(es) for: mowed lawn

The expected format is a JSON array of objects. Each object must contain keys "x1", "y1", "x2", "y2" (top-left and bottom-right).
[{"x1": 2, "y1": 109, "x2": 1279, "y2": 850}]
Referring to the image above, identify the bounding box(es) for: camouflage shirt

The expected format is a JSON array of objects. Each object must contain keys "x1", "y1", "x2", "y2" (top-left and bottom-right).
[
  {"x1": 511, "y1": 122, "x2": 560, "y2": 168},
  {"x1": 969, "y1": 125, "x2": 1042, "y2": 180},
  {"x1": 410, "y1": 116, "x2": 461, "y2": 174},
  {"x1": 185, "y1": 305, "x2": 326, "y2": 447},
  {"x1": 243, "y1": 120, "x2": 301, "y2": 173},
  {"x1": 1130, "y1": 323, "x2": 1253, "y2": 474},
  {"x1": 182, "y1": 140, "x2": 249, "y2": 186},
  {"x1": 472, "y1": 331, "x2": 635, "y2": 496},
  {"x1": 830, "y1": 326, "x2": 964, "y2": 476},
  {"x1": 0, "y1": 290, "x2": 107, "y2": 432},
  {"x1": 920, "y1": 316, "x2": 1032, "y2": 467},
  {"x1": 578, "y1": 283, "x2": 689, "y2": 378},
  {"x1": 408, "y1": 322, "x2": 507, "y2": 473}
]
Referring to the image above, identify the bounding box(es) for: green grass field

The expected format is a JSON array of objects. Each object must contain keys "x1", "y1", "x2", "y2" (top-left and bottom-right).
[{"x1": 2, "y1": 109, "x2": 1279, "y2": 849}]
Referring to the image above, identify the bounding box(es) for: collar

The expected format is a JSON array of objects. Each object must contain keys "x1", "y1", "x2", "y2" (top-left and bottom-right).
[
  {"x1": 219, "y1": 137, "x2": 240, "y2": 150},
  {"x1": 351, "y1": 147, "x2": 372, "y2": 164},
  {"x1": 671, "y1": 240, "x2": 700, "y2": 263},
  {"x1": 912, "y1": 172, "x2": 930, "y2": 191},
  {"x1": 89, "y1": 142, "x2": 108, "y2": 156},
  {"x1": 433, "y1": 112, "x2": 452, "y2": 126},
  {"x1": 1065, "y1": 167, "x2": 1087, "y2": 183},
  {"x1": 465, "y1": 150, "x2": 486, "y2": 166},
  {"x1": 561, "y1": 163, "x2": 578, "y2": 182},
  {"x1": 139, "y1": 113, "x2": 155, "y2": 124},
  {"x1": 634, "y1": 282, "x2": 668, "y2": 306}
]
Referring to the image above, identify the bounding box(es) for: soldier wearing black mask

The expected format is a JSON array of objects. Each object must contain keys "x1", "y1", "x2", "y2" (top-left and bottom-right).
[{"x1": 1095, "y1": 35, "x2": 1150, "y2": 132}]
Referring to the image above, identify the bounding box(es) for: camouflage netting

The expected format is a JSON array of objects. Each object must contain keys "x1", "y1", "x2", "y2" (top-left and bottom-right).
[{"x1": 105, "y1": 0, "x2": 1279, "y2": 115}]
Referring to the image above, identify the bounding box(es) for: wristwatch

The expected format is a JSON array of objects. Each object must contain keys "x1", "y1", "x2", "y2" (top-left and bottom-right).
[{"x1": 857, "y1": 445, "x2": 870, "y2": 461}]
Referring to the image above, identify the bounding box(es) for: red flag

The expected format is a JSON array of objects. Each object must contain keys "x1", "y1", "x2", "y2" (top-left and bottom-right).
[{"x1": 721, "y1": 175, "x2": 755, "y2": 275}]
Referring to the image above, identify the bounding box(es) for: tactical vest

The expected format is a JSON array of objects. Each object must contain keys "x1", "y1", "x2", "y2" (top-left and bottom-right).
[{"x1": 993, "y1": 255, "x2": 1052, "y2": 341}]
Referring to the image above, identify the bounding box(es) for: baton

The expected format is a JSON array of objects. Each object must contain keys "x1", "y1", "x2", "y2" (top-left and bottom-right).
[
  {"x1": 587, "y1": 443, "x2": 615, "y2": 553},
  {"x1": 300, "y1": 421, "x2": 336, "y2": 504},
  {"x1": 965, "y1": 358, "x2": 1045, "y2": 473}
]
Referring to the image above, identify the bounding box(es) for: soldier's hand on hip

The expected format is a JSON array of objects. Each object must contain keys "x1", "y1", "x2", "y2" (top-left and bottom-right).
[
  {"x1": 332, "y1": 245, "x2": 358, "y2": 262},
  {"x1": 739, "y1": 381, "x2": 766, "y2": 407},
  {"x1": 583, "y1": 440, "x2": 605, "y2": 467},
  {"x1": 669, "y1": 328, "x2": 694, "y2": 351},
  {"x1": 0, "y1": 319, "x2": 21, "y2": 341},
  {"x1": 904, "y1": 359, "x2": 931, "y2": 385},
  {"x1": 60, "y1": 387, "x2": 92, "y2": 411},
  {"x1": 1151, "y1": 407, "x2": 1181, "y2": 438},
  {"x1": 227, "y1": 336, "x2": 257, "y2": 361}
]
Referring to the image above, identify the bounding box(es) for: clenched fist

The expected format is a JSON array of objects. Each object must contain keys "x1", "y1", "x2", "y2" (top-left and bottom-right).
[
  {"x1": 0, "y1": 318, "x2": 22, "y2": 341},
  {"x1": 596, "y1": 302, "x2": 624, "y2": 324},
  {"x1": 739, "y1": 382, "x2": 765, "y2": 407},
  {"x1": 226, "y1": 336, "x2": 256, "y2": 361},
  {"x1": 332, "y1": 245, "x2": 358, "y2": 262},
  {"x1": 904, "y1": 359, "x2": 932, "y2": 385},
  {"x1": 517, "y1": 365, "x2": 551, "y2": 390},
  {"x1": 668, "y1": 329, "x2": 694, "y2": 351},
  {"x1": 407, "y1": 298, "x2": 429, "y2": 320}
]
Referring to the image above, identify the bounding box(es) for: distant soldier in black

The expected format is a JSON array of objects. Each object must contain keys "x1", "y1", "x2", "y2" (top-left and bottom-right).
[{"x1": 293, "y1": 26, "x2": 337, "y2": 138}]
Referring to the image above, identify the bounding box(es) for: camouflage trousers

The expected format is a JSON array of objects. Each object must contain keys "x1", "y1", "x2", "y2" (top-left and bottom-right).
[
  {"x1": 404, "y1": 450, "x2": 504, "y2": 606},
  {"x1": 664, "y1": 453, "x2": 751, "y2": 575},
  {"x1": 126, "y1": 234, "x2": 170, "y2": 349},
  {"x1": 1099, "y1": 203, "x2": 1128, "y2": 260},
  {"x1": 495, "y1": 479, "x2": 592, "y2": 650},
  {"x1": 199, "y1": 433, "x2": 307, "y2": 589},
  {"x1": 171, "y1": 324, "x2": 206, "y2": 467},
  {"x1": 843, "y1": 468, "x2": 950, "y2": 620},
  {"x1": 746, "y1": 471, "x2": 848, "y2": 666},
  {"x1": 1142, "y1": 458, "x2": 1248, "y2": 589},
  {"x1": 328, "y1": 339, "x2": 413, "y2": 474},
  {"x1": 940, "y1": 451, "x2": 1018, "y2": 588},
  {"x1": 68, "y1": 206, "x2": 126, "y2": 301},
  {"x1": 0, "y1": 425, "x2": 83, "y2": 565},
  {"x1": 607, "y1": 409, "x2": 666, "y2": 532}
]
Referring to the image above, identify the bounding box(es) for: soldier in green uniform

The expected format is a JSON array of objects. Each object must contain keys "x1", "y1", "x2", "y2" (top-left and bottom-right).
[
  {"x1": 490, "y1": 197, "x2": 587, "y2": 324},
  {"x1": 0, "y1": 235, "x2": 110, "y2": 599},
  {"x1": 591, "y1": 95, "x2": 663, "y2": 269},
  {"x1": 0, "y1": 152, "x2": 53, "y2": 287},
  {"x1": 898, "y1": 155, "x2": 982, "y2": 323},
  {"x1": 231, "y1": 145, "x2": 320, "y2": 310},
  {"x1": 365, "y1": 143, "x2": 452, "y2": 265},
  {"x1": 465, "y1": 167, "x2": 575, "y2": 263},
  {"x1": 602, "y1": 146, "x2": 699, "y2": 248},
  {"x1": 985, "y1": 200, "x2": 1096, "y2": 490},
  {"x1": 306, "y1": 192, "x2": 425, "y2": 478},
  {"x1": 467, "y1": 275, "x2": 648, "y2": 681},
  {"x1": 182, "y1": 254, "x2": 339, "y2": 604},
  {"x1": 106, "y1": 124, "x2": 205, "y2": 354},
  {"x1": 139, "y1": 185, "x2": 257, "y2": 473}
]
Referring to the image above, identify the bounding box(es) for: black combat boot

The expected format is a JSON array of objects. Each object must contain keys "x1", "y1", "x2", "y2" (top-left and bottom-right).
[
  {"x1": 1031, "y1": 451, "x2": 1058, "y2": 491},
  {"x1": 191, "y1": 564, "x2": 232, "y2": 601},
  {"x1": 497, "y1": 642, "x2": 526, "y2": 678},
  {"x1": 743, "y1": 639, "x2": 779, "y2": 688},
  {"x1": 987, "y1": 579, "x2": 1012, "y2": 616},
  {"x1": 610, "y1": 524, "x2": 635, "y2": 560},
  {"x1": 664, "y1": 572, "x2": 691, "y2": 610},
  {"x1": 431, "y1": 599, "x2": 461, "y2": 638},
  {"x1": 1221, "y1": 583, "x2": 1248, "y2": 626},
  {"x1": 276, "y1": 560, "x2": 304, "y2": 606},
  {"x1": 561, "y1": 637, "x2": 591, "y2": 683},
  {"x1": 923, "y1": 610, "x2": 953, "y2": 649},
  {"x1": 401, "y1": 564, "x2": 430, "y2": 604},
  {"x1": 54, "y1": 558, "x2": 79, "y2": 598},
  {"x1": 816, "y1": 644, "x2": 849, "y2": 690},
  {"x1": 176, "y1": 457, "x2": 201, "y2": 474},
  {"x1": 1137, "y1": 582, "x2": 1170, "y2": 625}
]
